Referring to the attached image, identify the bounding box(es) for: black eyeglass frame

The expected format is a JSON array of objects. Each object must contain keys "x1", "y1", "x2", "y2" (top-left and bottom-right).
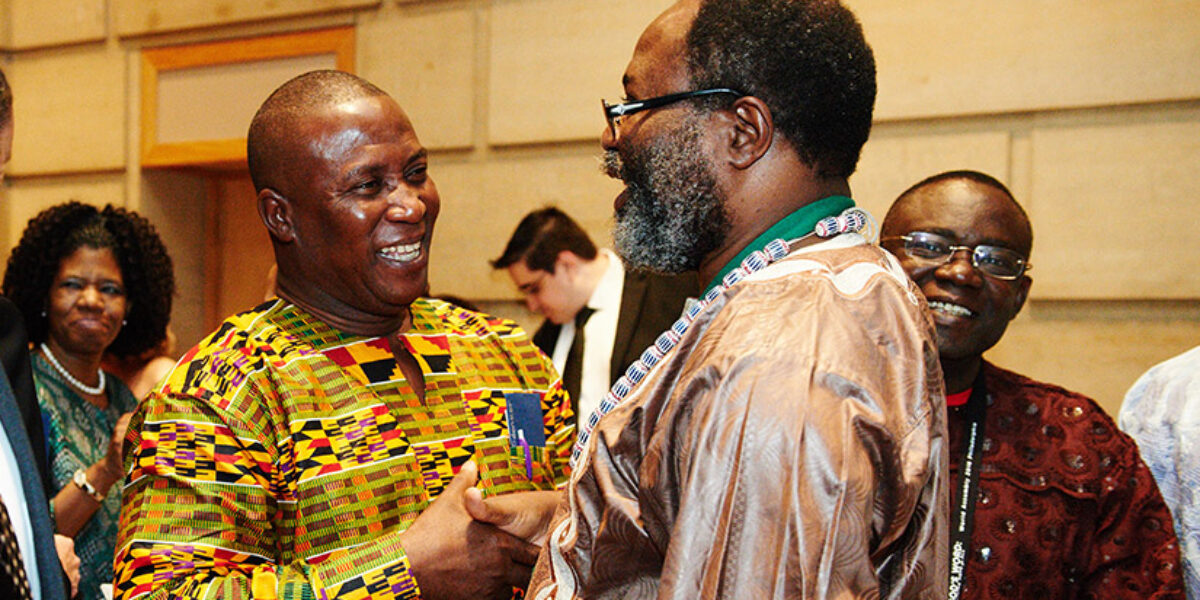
[
  {"x1": 882, "y1": 232, "x2": 1032, "y2": 281},
  {"x1": 602, "y1": 88, "x2": 745, "y2": 134}
]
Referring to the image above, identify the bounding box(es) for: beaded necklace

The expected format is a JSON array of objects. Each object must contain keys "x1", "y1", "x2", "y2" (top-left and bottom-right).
[
  {"x1": 40, "y1": 342, "x2": 106, "y2": 396},
  {"x1": 570, "y1": 207, "x2": 869, "y2": 466}
]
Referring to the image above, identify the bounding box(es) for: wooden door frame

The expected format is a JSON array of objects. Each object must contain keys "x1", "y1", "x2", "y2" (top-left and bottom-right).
[{"x1": 140, "y1": 26, "x2": 355, "y2": 168}]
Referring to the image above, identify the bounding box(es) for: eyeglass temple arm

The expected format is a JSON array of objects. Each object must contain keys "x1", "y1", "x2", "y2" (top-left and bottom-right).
[{"x1": 607, "y1": 102, "x2": 644, "y2": 117}]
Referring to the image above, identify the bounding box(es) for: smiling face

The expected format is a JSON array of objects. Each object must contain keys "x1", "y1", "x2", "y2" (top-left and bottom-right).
[
  {"x1": 46, "y1": 246, "x2": 128, "y2": 359},
  {"x1": 271, "y1": 94, "x2": 440, "y2": 326},
  {"x1": 882, "y1": 178, "x2": 1032, "y2": 363}
]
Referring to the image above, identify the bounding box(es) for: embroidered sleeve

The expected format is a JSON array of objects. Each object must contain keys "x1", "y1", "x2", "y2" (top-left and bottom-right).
[{"x1": 1080, "y1": 442, "x2": 1184, "y2": 598}]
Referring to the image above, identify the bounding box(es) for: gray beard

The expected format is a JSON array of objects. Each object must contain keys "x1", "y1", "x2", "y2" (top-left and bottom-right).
[{"x1": 603, "y1": 117, "x2": 729, "y2": 274}]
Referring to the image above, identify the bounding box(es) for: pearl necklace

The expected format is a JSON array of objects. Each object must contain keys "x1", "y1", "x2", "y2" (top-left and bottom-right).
[
  {"x1": 570, "y1": 207, "x2": 869, "y2": 466},
  {"x1": 40, "y1": 343, "x2": 106, "y2": 396}
]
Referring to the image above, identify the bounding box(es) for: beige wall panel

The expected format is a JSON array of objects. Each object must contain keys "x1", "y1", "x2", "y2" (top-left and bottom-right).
[
  {"x1": 156, "y1": 54, "x2": 336, "y2": 144},
  {"x1": 115, "y1": 0, "x2": 380, "y2": 37},
  {"x1": 852, "y1": 128, "x2": 1010, "y2": 221},
  {"x1": 850, "y1": 0, "x2": 1200, "y2": 120},
  {"x1": 427, "y1": 149, "x2": 622, "y2": 298},
  {"x1": 6, "y1": 46, "x2": 126, "y2": 175},
  {"x1": 987, "y1": 308, "x2": 1200, "y2": 417},
  {"x1": 358, "y1": 7, "x2": 474, "y2": 150},
  {"x1": 139, "y1": 170, "x2": 210, "y2": 353},
  {"x1": 1, "y1": 174, "x2": 126, "y2": 251},
  {"x1": 209, "y1": 175, "x2": 274, "y2": 328},
  {"x1": 489, "y1": 0, "x2": 674, "y2": 145},
  {"x1": 1028, "y1": 111, "x2": 1200, "y2": 299},
  {"x1": 1, "y1": 0, "x2": 105, "y2": 50}
]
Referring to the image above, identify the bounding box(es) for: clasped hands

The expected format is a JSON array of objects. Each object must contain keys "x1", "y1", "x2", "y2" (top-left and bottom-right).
[{"x1": 400, "y1": 461, "x2": 563, "y2": 599}]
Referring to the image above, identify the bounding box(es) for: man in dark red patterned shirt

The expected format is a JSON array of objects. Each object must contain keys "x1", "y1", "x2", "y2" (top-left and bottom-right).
[{"x1": 881, "y1": 169, "x2": 1184, "y2": 599}]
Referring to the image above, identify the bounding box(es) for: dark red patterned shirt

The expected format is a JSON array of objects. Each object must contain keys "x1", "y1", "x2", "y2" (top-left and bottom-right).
[{"x1": 949, "y1": 362, "x2": 1183, "y2": 599}]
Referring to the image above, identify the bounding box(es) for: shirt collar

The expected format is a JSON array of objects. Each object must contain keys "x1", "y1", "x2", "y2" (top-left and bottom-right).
[
  {"x1": 587, "y1": 248, "x2": 625, "y2": 313},
  {"x1": 704, "y1": 195, "x2": 855, "y2": 293}
]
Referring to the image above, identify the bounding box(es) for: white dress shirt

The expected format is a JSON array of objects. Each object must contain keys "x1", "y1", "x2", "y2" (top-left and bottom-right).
[
  {"x1": 551, "y1": 249, "x2": 625, "y2": 421},
  {"x1": 0, "y1": 412, "x2": 42, "y2": 599}
]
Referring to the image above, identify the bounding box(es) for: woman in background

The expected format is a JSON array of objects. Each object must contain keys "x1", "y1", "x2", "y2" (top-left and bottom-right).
[{"x1": 2, "y1": 201, "x2": 174, "y2": 600}]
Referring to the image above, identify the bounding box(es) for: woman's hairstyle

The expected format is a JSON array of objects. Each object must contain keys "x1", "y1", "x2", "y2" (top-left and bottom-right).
[{"x1": 2, "y1": 201, "x2": 175, "y2": 357}]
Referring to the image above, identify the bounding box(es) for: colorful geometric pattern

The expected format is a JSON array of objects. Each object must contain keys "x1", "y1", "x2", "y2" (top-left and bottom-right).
[{"x1": 115, "y1": 298, "x2": 574, "y2": 599}]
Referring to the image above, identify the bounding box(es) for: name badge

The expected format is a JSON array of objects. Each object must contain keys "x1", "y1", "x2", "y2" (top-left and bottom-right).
[{"x1": 507, "y1": 392, "x2": 545, "y2": 479}]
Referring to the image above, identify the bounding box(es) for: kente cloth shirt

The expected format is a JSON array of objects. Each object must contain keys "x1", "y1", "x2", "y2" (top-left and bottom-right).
[
  {"x1": 1120, "y1": 346, "x2": 1200, "y2": 599},
  {"x1": 33, "y1": 354, "x2": 137, "y2": 600},
  {"x1": 532, "y1": 231, "x2": 949, "y2": 599},
  {"x1": 950, "y1": 362, "x2": 1183, "y2": 599},
  {"x1": 113, "y1": 298, "x2": 574, "y2": 600}
]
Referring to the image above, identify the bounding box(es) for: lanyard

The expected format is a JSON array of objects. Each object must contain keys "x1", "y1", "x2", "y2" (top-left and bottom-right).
[{"x1": 947, "y1": 369, "x2": 989, "y2": 600}]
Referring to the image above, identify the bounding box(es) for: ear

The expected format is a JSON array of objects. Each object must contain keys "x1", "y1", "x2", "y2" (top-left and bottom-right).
[
  {"x1": 722, "y1": 96, "x2": 774, "y2": 170},
  {"x1": 258, "y1": 188, "x2": 295, "y2": 243},
  {"x1": 1008, "y1": 275, "x2": 1032, "y2": 321},
  {"x1": 555, "y1": 250, "x2": 580, "y2": 275}
]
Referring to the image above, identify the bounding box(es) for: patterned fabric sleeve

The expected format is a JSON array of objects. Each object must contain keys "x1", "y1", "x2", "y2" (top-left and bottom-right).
[
  {"x1": 1119, "y1": 349, "x2": 1200, "y2": 598},
  {"x1": 113, "y1": 390, "x2": 422, "y2": 600},
  {"x1": 540, "y1": 385, "x2": 573, "y2": 490},
  {"x1": 1081, "y1": 439, "x2": 1183, "y2": 599},
  {"x1": 116, "y1": 302, "x2": 574, "y2": 600},
  {"x1": 657, "y1": 328, "x2": 943, "y2": 598},
  {"x1": 489, "y1": 315, "x2": 574, "y2": 490}
]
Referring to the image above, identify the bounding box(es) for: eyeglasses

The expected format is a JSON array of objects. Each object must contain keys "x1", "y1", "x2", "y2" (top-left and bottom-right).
[
  {"x1": 602, "y1": 88, "x2": 744, "y2": 137},
  {"x1": 883, "y1": 231, "x2": 1031, "y2": 280}
]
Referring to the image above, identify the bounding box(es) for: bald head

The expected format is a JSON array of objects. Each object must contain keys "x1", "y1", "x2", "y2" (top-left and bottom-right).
[{"x1": 247, "y1": 70, "x2": 388, "y2": 193}]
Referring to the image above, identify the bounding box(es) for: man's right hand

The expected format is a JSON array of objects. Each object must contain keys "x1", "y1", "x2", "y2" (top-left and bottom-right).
[{"x1": 401, "y1": 461, "x2": 540, "y2": 599}]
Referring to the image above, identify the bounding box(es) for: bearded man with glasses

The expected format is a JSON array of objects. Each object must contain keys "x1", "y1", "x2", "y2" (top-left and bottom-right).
[
  {"x1": 524, "y1": 0, "x2": 948, "y2": 597},
  {"x1": 881, "y1": 170, "x2": 1183, "y2": 599}
]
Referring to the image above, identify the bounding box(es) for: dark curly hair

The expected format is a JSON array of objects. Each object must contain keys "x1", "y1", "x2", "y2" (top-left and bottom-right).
[
  {"x1": 2, "y1": 201, "x2": 175, "y2": 358},
  {"x1": 686, "y1": 0, "x2": 876, "y2": 179}
]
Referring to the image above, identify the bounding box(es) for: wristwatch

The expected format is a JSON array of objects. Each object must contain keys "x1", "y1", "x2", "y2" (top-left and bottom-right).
[{"x1": 73, "y1": 468, "x2": 106, "y2": 502}]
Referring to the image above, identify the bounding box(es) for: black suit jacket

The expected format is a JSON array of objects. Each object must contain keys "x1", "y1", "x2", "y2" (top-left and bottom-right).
[
  {"x1": 0, "y1": 298, "x2": 52, "y2": 498},
  {"x1": 533, "y1": 269, "x2": 697, "y2": 410},
  {"x1": 0, "y1": 297, "x2": 69, "y2": 599}
]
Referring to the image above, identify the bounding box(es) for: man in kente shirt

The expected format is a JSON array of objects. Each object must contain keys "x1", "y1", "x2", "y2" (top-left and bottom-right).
[
  {"x1": 529, "y1": 0, "x2": 947, "y2": 597},
  {"x1": 114, "y1": 70, "x2": 572, "y2": 599}
]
